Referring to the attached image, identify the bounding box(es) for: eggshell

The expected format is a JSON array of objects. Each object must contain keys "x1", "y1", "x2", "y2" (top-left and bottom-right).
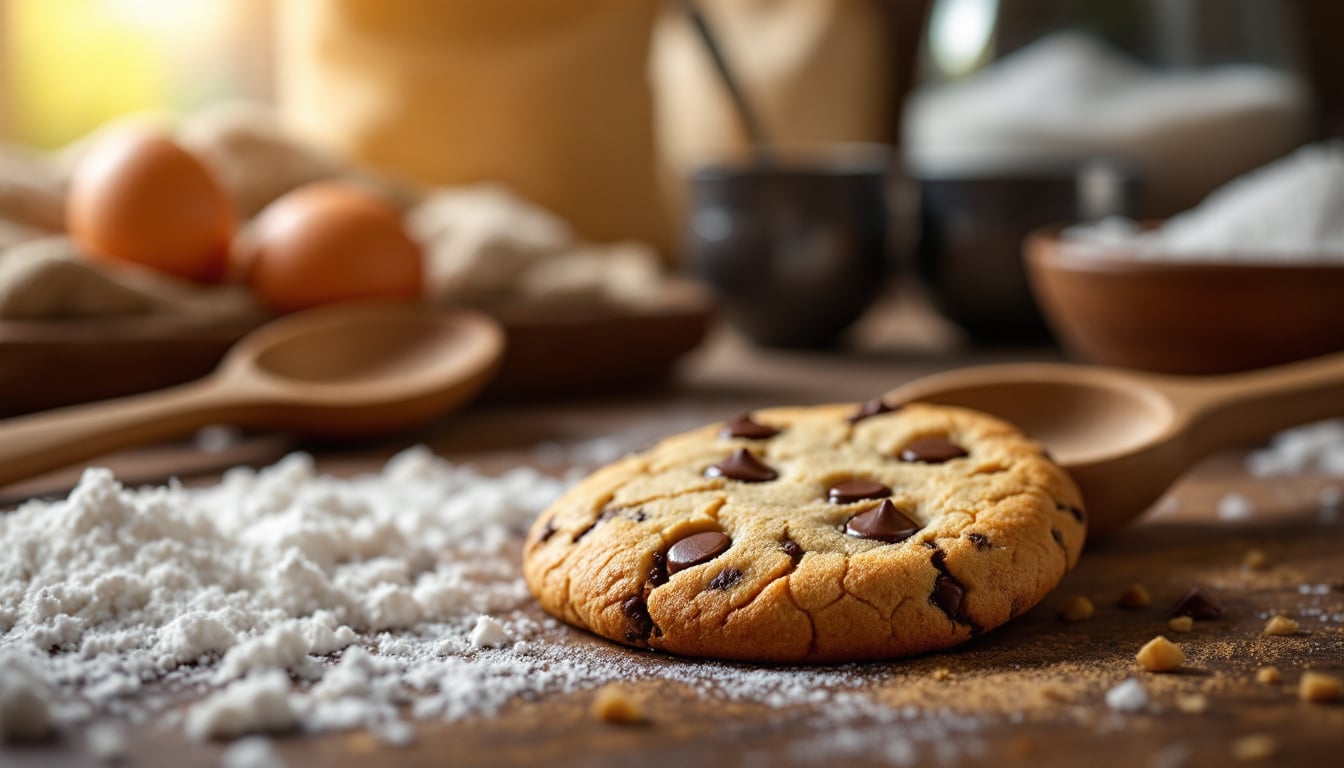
[
  {"x1": 244, "y1": 182, "x2": 423, "y2": 312},
  {"x1": 67, "y1": 130, "x2": 234, "y2": 283}
]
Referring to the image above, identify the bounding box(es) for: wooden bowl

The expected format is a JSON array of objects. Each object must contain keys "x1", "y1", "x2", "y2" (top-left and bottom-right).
[{"x1": 1025, "y1": 227, "x2": 1344, "y2": 375}]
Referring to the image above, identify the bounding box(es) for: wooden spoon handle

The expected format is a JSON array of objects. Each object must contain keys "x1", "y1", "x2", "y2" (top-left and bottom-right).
[
  {"x1": 0, "y1": 378, "x2": 248, "y2": 488},
  {"x1": 1177, "y1": 351, "x2": 1344, "y2": 456}
]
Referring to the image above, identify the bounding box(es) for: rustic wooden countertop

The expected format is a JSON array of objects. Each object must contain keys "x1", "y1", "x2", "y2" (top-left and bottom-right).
[{"x1": 4, "y1": 324, "x2": 1343, "y2": 767}]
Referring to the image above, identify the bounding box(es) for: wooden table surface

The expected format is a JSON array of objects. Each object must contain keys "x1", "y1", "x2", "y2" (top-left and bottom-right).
[{"x1": 4, "y1": 322, "x2": 1343, "y2": 767}]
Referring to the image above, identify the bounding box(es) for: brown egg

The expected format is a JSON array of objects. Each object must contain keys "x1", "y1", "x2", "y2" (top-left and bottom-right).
[
  {"x1": 244, "y1": 182, "x2": 423, "y2": 313},
  {"x1": 67, "y1": 130, "x2": 234, "y2": 283}
]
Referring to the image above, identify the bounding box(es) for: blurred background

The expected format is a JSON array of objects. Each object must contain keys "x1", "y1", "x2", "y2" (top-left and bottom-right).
[{"x1": 2, "y1": 0, "x2": 1344, "y2": 414}]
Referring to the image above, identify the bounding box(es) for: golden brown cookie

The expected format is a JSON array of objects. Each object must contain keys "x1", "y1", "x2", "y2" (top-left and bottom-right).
[{"x1": 523, "y1": 401, "x2": 1085, "y2": 663}]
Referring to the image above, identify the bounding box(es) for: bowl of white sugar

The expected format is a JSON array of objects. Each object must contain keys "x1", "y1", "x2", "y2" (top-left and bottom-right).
[{"x1": 1026, "y1": 142, "x2": 1344, "y2": 375}]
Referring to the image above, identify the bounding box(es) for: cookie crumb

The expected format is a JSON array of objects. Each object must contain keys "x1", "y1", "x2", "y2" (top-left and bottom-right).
[
  {"x1": 1255, "y1": 666, "x2": 1281, "y2": 685},
  {"x1": 1059, "y1": 596, "x2": 1095, "y2": 622},
  {"x1": 1175, "y1": 693, "x2": 1208, "y2": 714},
  {"x1": 1298, "y1": 671, "x2": 1342, "y2": 703},
  {"x1": 1242, "y1": 548, "x2": 1268, "y2": 570},
  {"x1": 1231, "y1": 734, "x2": 1276, "y2": 762},
  {"x1": 1263, "y1": 615, "x2": 1299, "y2": 636},
  {"x1": 1136, "y1": 635, "x2": 1185, "y2": 672},
  {"x1": 931, "y1": 667, "x2": 952, "y2": 682},
  {"x1": 1118, "y1": 583, "x2": 1152, "y2": 609},
  {"x1": 1167, "y1": 616, "x2": 1194, "y2": 633},
  {"x1": 591, "y1": 685, "x2": 646, "y2": 725}
]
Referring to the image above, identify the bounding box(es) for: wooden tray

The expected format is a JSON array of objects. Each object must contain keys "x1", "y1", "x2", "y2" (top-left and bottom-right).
[{"x1": 0, "y1": 280, "x2": 714, "y2": 416}]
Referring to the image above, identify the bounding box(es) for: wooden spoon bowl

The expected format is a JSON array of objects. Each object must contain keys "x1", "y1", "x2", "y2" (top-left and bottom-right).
[{"x1": 1026, "y1": 227, "x2": 1344, "y2": 375}]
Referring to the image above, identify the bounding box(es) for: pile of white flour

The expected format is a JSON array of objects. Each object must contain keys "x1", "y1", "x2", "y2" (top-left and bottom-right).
[
  {"x1": 0, "y1": 447, "x2": 980, "y2": 765},
  {"x1": 1064, "y1": 141, "x2": 1344, "y2": 260}
]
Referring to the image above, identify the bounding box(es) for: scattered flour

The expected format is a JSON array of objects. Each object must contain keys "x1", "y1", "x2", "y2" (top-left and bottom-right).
[
  {"x1": 1104, "y1": 679, "x2": 1150, "y2": 713},
  {"x1": 1065, "y1": 142, "x2": 1344, "y2": 260},
  {"x1": 0, "y1": 445, "x2": 994, "y2": 764},
  {"x1": 904, "y1": 32, "x2": 1307, "y2": 198},
  {"x1": 85, "y1": 722, "x2": 126, "y2": 763},
  {"x1": 1215, "y1": 494, "x2": 1255, "y2": 522},
  {"x1": 221, "y1": 737, "x2": 287, "y2": 768},
  {"x1": 1246, "y1": 420, "x2": 1344, "y2": 477}
]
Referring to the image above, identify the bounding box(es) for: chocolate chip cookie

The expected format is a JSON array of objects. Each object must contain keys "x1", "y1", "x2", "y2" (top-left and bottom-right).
[{"x1": 523, "y1": 401, "x2": 1085, "y2": 663}]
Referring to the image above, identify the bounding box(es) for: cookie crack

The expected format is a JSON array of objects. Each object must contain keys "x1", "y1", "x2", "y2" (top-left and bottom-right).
[{"x1": 780, "y1": 577, "x2": 818, "y2": 658}]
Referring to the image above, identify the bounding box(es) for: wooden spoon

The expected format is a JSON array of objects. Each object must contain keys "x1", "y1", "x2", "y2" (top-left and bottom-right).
[
  {"x1": 0, "y1": 302, "x2": 504, "y2": 488},
  {"x1": 887, "y1": 352, "x2": 1344, "y2": 538}
]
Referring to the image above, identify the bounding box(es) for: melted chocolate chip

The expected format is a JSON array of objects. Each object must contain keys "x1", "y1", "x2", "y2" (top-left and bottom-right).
[
  {"x1": 781, "y1": 538, "x2": 804, "y2": 564},
  {"x1": 899, "y1": 436, "x2": 968, "y2": 464},
  {"x1": 705, "y1": 449, "x2": 777, "y2": 483},
  {"x1": 666, "y1": 531, "x2": 731, "y2": 574},
  {"x1": 844, "y1": 500, "x2": 922, "y2": 543},
  {"x1": 721, "y1": 413, "x2": 781, "y2": 440},
  {"x1": 827, "y1": 479, "x2": 892, "y2": 504},
  {"x1": 621, "y1": 595, "x2": 653, "y2": 641},
  {"x1": 1055, "y1": 501, "x2": 1086, "y2": 522},
  {"x1": 927, "y1": 547, "x2": 978, "y2": 631},
  {"x1": 966, "y1": 532, "x2": 991, "y2": 550},
  {"x1": 848, "y1": 397, "x2": 899, "y2": 424},
  {"x1": 932, "y1": 575, "x2": 966, "y2": 619},
  {"x1": 1171, "y1": 586, "x2": 1223, "y2": 619},
  {"x1": 648, "y1": 552, "x2": 669, "y2": 587},
  {"x1": 708, "y1": 568, "x2": 743, "y2": 590}
]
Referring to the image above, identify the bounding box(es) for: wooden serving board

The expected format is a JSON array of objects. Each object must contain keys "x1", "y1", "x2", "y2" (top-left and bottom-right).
[{"x1": 0, "y1": 280, "x2": 714, "y2": 416}]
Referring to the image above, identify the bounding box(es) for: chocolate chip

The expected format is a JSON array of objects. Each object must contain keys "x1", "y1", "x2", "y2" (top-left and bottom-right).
[
  {"x1": 721, "y1": 413, "x2": 781, "y2": 440},
  {"x1": 536, "y1": 518, "x2": 557, "y2": 544},
  {"x1": 844, "y1": 499, "x2": 922, "y2": 543},
  {"x1": 899, "y1": 436, "x2": 968, "y2": 463},
  {"x1": 827, "y1": 479, "x2": 892, "y2": 504},
  {"x1": 666, "y1": 531, "x2": 731, "y2": 574},
  {"x1": 572, "y1": 508, "x2": 618, "y2": 542},
  {"x1": 927, "y1": 546, "x2": 978, "y2": 631},
  {"x1": 932, "y1": 574, "x2": 965, "y2": 619},
  {"x1": 708, "y1": 567, "x2": 743, "y2": 590},
  {"x1": 966, "y1": 532, "x2": 991, "y2": 550},
  {"x1": 705, "y1": 449, "x2": 777, "y2": 483},
  {"x1": 1171, "y1": 586, "x2": 1223, "y2": 619},
  {"x1": 1055, "y1": 501, "x2": 1086, "y2": 522},
  {"x1": 781, "y1": 538, "x2": 804, "y2": 563},
  {"x1": 848, "y1": 397, "x2": 899, "y2": 424},
  {"x1": 621, "y1": 595, "x2": 653, "y2": 641},
  {"x1": 1051, "y1": 528, "x2": 1065, "y2": 548},
  {"x1": 628, "y1": 508, "x2": 648, "y2": 523},
  {"x1": 648, "y1": 552, "x2": 669, "y2": 587}
]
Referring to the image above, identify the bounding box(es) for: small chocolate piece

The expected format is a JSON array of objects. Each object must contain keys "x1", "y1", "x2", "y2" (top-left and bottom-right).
[
  {"x1": 1051, "y1": 528, "x2": 1065, "y2": 548},
  {"x1": 966, "y1": 532, "x2": 991, "y2": 550},
  {"x1": 848, "y1": 397, "x2": 899, "y2": 424},
  {"x1": 1055, "y1": 501, "x2": 1086, "y2": 522},
  {"x1": 705, "y1": 449, "x2": 777, "y2": 483},
  {"x1": 721, "y1": 413, "x2": 781, "y2": 440},
  {"x1": 781, "y1": 538, "x2": 804, "y2": 563},
  {"x1": 666, "y1": 531, "x2": 731, "y2": 574},
  {"x1": 1171, "y1": 586, "x2": 1223, "y2": 619},
  {"x1": 621, "y1": 596, "x2": 653, "y2": 641},
  {"x1": 648, "y1": 552, "x2": 669, "y2": 587},
  {"x1": 932, "y1": 575, "x2": 965, "y2": 619},
  {"x1": 708, "y1": 567, "x2": 743, "y2": 590},
  {"x1": 844, "y1": 499, "x2": 922, "y2": 543},
  {"x1": 827, "y1": 479, "x2": 892, "y2": 504},
  {"x1": 898, "y1": 436, "x2": 968, "y2": 464}
]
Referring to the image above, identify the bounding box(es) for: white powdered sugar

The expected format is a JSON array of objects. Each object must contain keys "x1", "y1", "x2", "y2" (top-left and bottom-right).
[
  {"x1": 0, "y1": 445, "x2": 990, "y2": 763},
  {"x1": 1066, "y1": 142, "x2": 1344, "y2": 260},
  {"x1": 221, "y1": 737, "x2": 287, "y2": 768}
]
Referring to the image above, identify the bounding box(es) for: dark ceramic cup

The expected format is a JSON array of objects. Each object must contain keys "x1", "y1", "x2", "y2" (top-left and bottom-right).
[
  {"x1": 685, "y1": 148, "x2": 894, "y2": 348},
  {"x1": 914, "y1": 159, "x2": 1142, "y2": 344}
]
